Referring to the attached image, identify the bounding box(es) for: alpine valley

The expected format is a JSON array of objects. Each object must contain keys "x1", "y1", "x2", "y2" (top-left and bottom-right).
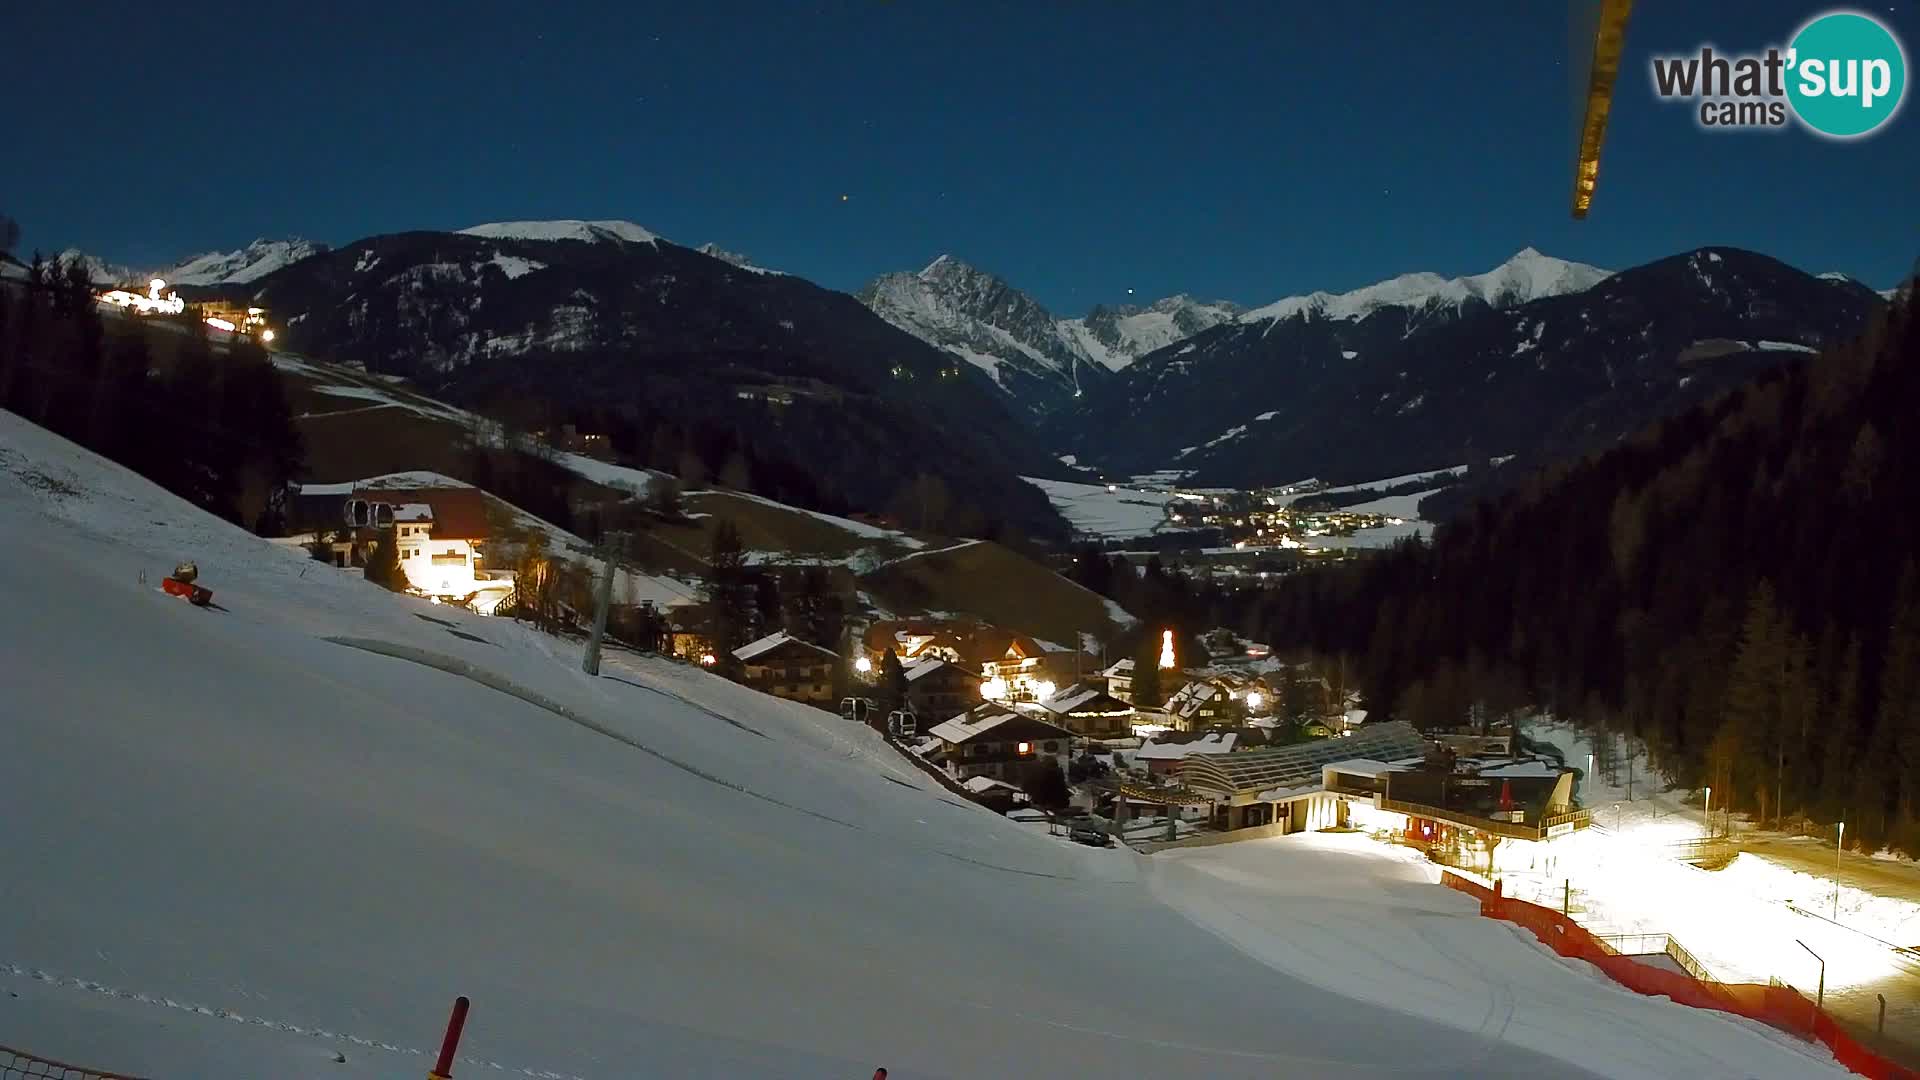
[{"x1": 44, "y1": 225, "x2": 1892, "y2": 529}]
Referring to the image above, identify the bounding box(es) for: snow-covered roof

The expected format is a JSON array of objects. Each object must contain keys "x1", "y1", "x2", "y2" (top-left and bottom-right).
[
  {"x1": 962, "y1": 776, "x2": 1026, "y2": 797},
  {"x1": 1180, "y1": 721, "x2": 1427, "y2": 796},
  {"x1": 1036, "y1": 683, "x2": 1128, "y2": 715},
  {"x1": 903, "y1": 657, "x2": 973, "y2": 683},
  {"x1": 733, "y1": 631, "x2": 836, "y2": 663},
  {"x1": 1135, "y1": 733, "x2": 1238, "y2": 760},
  {"x1": 927, "y1": 709, "x2": 1071, "y2": 746},
  {"x1": 392, "y1": 502, "x2": 433, "y2": 523},
  {"x1": 1166, "y1": 680, "x2": 1225, "y2": 719},
  {"x1": 1321, "y1": 758, "x2": 1398, "y2": 779},
  {"x1": 1101, "y1": 658, "x2": 1135, "y2": 678}
]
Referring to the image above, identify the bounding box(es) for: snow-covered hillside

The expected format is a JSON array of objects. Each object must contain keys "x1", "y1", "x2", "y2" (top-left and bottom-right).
[
  {"x1": 1239, "y1": 248, "x2": 1610, "y2": 326},
  {"x1": 0, "y1": 413, "x2": 1851, "y2": 1079},
  {"x1": 457, "y1": 219, "x2": 661, "y2": 246},
  {"x1": 695, "y1": 242, "x2": 781, "y2": 275},
  {"x1": 161, "y1": 238, "x2": 325, "y2": 285}
]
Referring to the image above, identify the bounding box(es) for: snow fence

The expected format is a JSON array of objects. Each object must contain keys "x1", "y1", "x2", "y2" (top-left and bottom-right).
[
  {"x1": 1440, "y1": 872, "x2": 1919, "y2": 1080},
  {"x1": 1, "y1": 1044, "x2": 147, "y2": 1080}
]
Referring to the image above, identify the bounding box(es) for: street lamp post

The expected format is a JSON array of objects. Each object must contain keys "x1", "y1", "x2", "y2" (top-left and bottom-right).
[
  {"x1": 1587, "y1": 753, "x2": 1594, "y2": 800},
  {"x1": 1835, "y1": 820, "x2": 1846, "y2": 921},
  {"x1": 1795, "y1": 939, "x2": 1825, "y2": 1010},
  {"x1": 1704, "y1": 785, "x2": 1713, "y2": 840}
]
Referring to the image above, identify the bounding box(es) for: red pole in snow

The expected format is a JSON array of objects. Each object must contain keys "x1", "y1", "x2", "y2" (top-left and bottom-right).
[{"x1": 429, "y1": 996, "x2": 470, "y2": 1079}]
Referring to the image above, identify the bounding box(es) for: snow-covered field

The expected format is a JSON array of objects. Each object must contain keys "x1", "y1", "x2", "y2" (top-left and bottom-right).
[
  {"x1": 1154, "y1": 833, "x2": 1846, "y2": 1079},
  {"x1": 1517, "y1": 717, "x2": 1920, "y2": 1045},
  {"x1": 0, "y1": 412, "x2": 1853, "y2": 1079},
  {"x1": 1021, "y1": 476, "x2": 1175, "y2": 540}
]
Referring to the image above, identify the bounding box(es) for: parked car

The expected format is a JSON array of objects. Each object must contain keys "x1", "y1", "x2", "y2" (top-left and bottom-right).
[{"x1": 1068, "y1": 822, "x2": 1112, "y2": 847}]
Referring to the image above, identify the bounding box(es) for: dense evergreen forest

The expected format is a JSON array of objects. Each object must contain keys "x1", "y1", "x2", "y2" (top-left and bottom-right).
[
  {"x1": 0, "y1": 251, "x2": 307, "y2": 530},
  {"x1": 1252, "y1": 283, "x2": 1920, "y2": 855}
]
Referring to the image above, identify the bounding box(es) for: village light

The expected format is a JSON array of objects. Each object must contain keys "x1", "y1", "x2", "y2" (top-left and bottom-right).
[
  {"x1": 261, "y1": 329, "x2": 276, "y2": 343},
  {"x1": 699, "y1": 652, "x2": 717, "y2": 666},
  {"x1": 150, "y1": 278, "x2": 166, "y2": 295},
  {"x1": 1017, "y1": 741, "x2": 1032, "y2": 755},
  {"x1": 1035, "y1": 680, "x2": 1056, "y2": 701},
  {"x1": 982, "y1": 676, "x2": 1007, "y2": 700},
  {"x1": 854, "y1": 656, "x2": 872, "y2": 674},
  {"x1": 1245, "y1": 691, "x2": 1263, "y2": 710},
  {"x1": 1159, "y1": 629, "x2": 1175, "y2": 669}
]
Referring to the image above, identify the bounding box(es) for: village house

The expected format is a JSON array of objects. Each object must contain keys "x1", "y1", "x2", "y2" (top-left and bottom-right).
[
  {"x1": 902, "y1": 657, "x2": 984, "y2": 721},
  {"x1": 1028, "y1": 683, "x2": 1134, "y2": 739},
  {"x1": 982, "y1": 635, "x2": 1098, "y2": 703},
  {"x1": 1165, "y1": 679, "x2": 1236, "y2": 730},
  {"x1": 860, "y1": 618, "x2": 1018, "y2": 670},
  {"x1": 290, "y1": 484, "x2": 511, "y2": 612},
  {"x1": 924, "y1": 705, "x2": 1075, "y2": 786},
  {"x1": 1100, "y1": 657, "x2": 1135, "y2": 703},
  {"x1": 1133, "y1": 731, "x2": 1240, "y2": 777},
  {"x1": 734, "y1": 631, "x2": 840, "y2": 706}
]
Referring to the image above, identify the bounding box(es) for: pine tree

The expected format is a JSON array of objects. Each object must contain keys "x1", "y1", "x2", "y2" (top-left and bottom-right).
[
  {"x1": 1723, "y1": 581, "x2": 1787, "y2": 819},
  {"x1": 705, "y1": 520, "x2": 752, "y2": 656},
  {"x1": 753, "y1": 571, "x2": 782, "y2": 636},
  {"x1": 364, "y1": 529, "x2": 403, "y2": 592},
  {"x1": 877, "y1": 648, "x2": 909, "y2": 728},
  {"x1": 1817, "y1": 634, "x2": 1863, "y2": 821},
  {"x1": 1131, "y1": 634, "x2": 1164, "y2": 708},
  {"x1": 1023, "y1": 759, "x2": 1072, "y2": 810},
  {"x1": 1879, "y1": 564, "x2": 1920, "y2": 823}
]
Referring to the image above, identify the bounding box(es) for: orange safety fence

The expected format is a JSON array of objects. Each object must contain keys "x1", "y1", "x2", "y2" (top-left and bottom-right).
[
  {"x1": 1, "y1": 1045, "x2": 149, "y2": 1080},
  {"x1": 1440, "y1": 872, "x2": 1919, "y2": 1080}
]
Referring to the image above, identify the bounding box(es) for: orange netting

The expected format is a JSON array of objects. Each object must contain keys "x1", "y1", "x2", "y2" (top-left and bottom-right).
[{"x1": 1440, "y1": 873, "x2": 1918, "y2": 1080}]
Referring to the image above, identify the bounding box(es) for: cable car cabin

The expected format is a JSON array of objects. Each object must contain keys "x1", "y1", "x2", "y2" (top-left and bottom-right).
[{"x1": 887, "y1": 710, "x2": 918, "y2": 738}]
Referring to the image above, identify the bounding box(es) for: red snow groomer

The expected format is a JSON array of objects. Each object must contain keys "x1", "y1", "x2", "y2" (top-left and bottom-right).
[{"x1": 162, "y1": 561, "x2": 214, "y2": 607}]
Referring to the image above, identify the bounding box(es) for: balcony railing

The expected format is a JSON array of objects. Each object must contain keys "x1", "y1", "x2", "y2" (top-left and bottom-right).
[{"x1": 1379, "y1": 798, "x2": 1592, "y2": 841}]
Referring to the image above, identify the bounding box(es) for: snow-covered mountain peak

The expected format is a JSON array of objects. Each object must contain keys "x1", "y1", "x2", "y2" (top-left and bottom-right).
[
  {"x1": 695, "y1": 242, "x2": 780, "y2": 275},
  {"x1": 161, "y1": 238, "x2": 325, "y2": 286},
  {"x1": 457, "y1": 220, "x2": 661, "y2": 246},
  {"x1": 1240, "y1": 250, "x2": 1611, "y2": 326},
  {"x1": 50, "y1": 248, "x2": 138, "y2": 286}
]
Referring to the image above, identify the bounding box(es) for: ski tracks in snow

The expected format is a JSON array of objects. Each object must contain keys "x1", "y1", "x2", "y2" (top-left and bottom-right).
[{"x1": 1, "y1": 962, "x2": 585, "y2": 1079}]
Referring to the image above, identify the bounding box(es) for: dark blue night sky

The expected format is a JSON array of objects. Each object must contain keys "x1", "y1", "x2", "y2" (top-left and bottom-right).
[{"x1": 9, "y1": 1, "x2": 1914, "y2": 311}]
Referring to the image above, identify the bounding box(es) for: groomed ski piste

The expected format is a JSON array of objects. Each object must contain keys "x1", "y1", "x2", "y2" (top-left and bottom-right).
[{"x1": 0, "y1": 410, "x2": 1850, "y2": 1078}]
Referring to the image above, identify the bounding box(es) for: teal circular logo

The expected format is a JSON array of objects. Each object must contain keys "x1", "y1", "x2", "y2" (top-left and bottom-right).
[{"x1": 1787, "y1": 11, "x2": 1907, "y2": 138}]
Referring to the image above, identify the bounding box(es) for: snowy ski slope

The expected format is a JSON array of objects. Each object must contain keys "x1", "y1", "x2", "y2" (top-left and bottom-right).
[{"x1": 0, "y1": 412, "x2": 1846, "y2": 1079}]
